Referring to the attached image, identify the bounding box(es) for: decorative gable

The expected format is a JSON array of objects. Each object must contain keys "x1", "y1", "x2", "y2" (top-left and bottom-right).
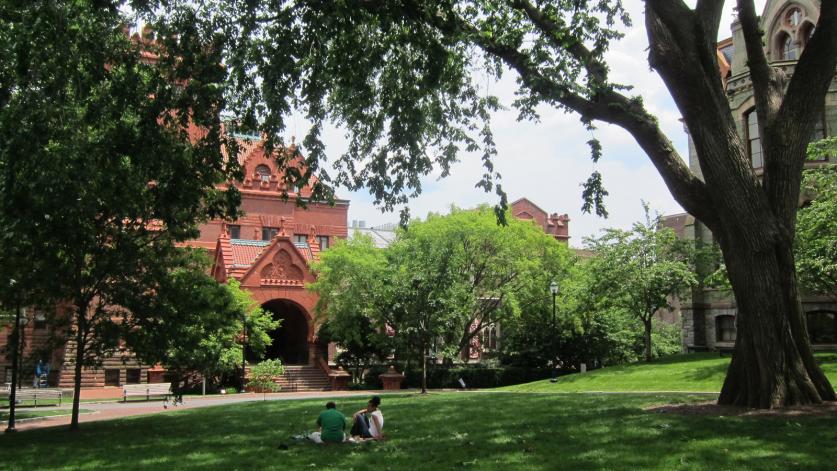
[{"x1": 239, "y1": 235, "x2": 313, "y2": 288}]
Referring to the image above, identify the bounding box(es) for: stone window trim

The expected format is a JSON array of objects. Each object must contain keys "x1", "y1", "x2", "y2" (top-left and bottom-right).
[
  {"x1": 744, "y1": 108, "x2": 763, "y2": 169},
  {"x1": 715, "y1": 315, "x2": 736, "y2": 343},
  {"x1": 778, "y1": 32, "x2": 799, "y2": 61},
  {"x1": 770, "y1": 5, "x2": 816, "y2": 62},
  {"x1": 125, "y1": 368, "x2": 142, "y2": 384},
  {"x1": 254, "y1": 164, "x2": 272, "y2": 183},
  {"x1": 262, "y1": 227, "x2": 279, "y2": 241},
  {"x1": 104, "y1": 368, "x2": 121, "y2": 387},
  {"x1": 785, "y1": 6, "x2": 803, "y2": 28}
]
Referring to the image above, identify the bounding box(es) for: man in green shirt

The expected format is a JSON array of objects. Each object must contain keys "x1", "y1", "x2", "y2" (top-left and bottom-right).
[{"x1": 314, "y1": 401, "x2": 347, "y2": 444}]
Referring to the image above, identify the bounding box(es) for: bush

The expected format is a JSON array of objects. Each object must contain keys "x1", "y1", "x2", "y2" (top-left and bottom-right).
[
  {"x1": 247, "y1": 359, "x2": 285, "y2": 399},
  {"x1": 651, "y1": 320, "x2": 683, "y2": 358}
]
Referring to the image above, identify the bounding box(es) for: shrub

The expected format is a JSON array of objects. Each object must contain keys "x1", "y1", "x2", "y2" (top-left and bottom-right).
[{"x1": 247, "y1": 359, "x2": 285, "y2": 400}]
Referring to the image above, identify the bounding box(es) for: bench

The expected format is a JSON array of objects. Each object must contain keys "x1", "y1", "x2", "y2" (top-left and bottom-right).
[
  {"x1": 718, "y1": 346, "x2": 734, "y2": 357},
  {"x1": 123, "y1": 383, "x2": 172, "y2": 403},
  {"x1": 7, "y1": 388, "x2": 63, "y2": 406}
]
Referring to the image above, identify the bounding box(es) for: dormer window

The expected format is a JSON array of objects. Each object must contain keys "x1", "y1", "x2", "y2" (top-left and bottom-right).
[{"x1": 255, "y1": 164, "x2": 271, "y2": 183}]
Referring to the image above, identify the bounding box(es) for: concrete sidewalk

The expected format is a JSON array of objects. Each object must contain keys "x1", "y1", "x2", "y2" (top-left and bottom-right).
[{"x1": 10, "y1": 390, "x2": 408, "y2": 432}]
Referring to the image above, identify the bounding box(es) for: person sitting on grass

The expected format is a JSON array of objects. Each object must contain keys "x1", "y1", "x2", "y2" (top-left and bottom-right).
[
  {"x1": 309, "y1": 401, "x2": 347, "y2": 444},
  {"x1": 350, "y1": 396, "x2": 385, "y2": 441}
]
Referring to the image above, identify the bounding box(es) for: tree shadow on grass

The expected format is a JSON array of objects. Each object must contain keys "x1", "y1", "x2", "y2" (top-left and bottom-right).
[{"x1": 2, "y1": 393, "x2": 835, "y2": 471}]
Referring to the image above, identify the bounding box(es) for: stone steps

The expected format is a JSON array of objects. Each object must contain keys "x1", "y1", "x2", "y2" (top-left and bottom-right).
[{"x1": 269, "y1": 365, "x2": 331, "y2": 392}]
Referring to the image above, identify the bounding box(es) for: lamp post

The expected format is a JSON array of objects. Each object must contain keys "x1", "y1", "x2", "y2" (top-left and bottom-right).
[
  {"x1": 241, "y1": 315, "x2": 247, "y2": 393},
  {"x1": 5, "y1": 279, "x2": 22, "y2": 433},
  {"x1": 549, "y1": 281, "x2": 559, "y2": 383}
]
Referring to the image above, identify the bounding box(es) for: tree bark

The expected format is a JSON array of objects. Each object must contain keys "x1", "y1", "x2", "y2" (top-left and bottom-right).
[
  {"x1": 717, "y1": 229, "x2": 836, "y2": 408},
  {"x1": 69, "y1": 300, "x2": 88, "y2": 431},
  {"x1": 643, "y1": 318, "x2": 653, "y2": 363},
  {"x1": 421, "y1": 341, "x2": 428, "y2": 395}
]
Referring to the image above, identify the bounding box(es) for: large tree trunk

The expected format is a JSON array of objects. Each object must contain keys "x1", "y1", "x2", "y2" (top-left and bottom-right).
[
  {"x1": 717, "y1": 231, "x2": 836, "y2": 408},
  {"x1": 642, "y1": 318, "x2": 653, "y2": 363},
  {"x1": 69, "y1": 302, "x2": 87, "y2": 431},
  {"x1": 421, "y1": 342, "x2": 428, "y2": 394}
]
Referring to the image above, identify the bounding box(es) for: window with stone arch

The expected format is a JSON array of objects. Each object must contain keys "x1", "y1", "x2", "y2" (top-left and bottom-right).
[
  {"x1": 785, "y1": 6, "x2": 803, "y2": 28},
  {"x1": 777, "y1": 32, "x2": 798, "y2": 61},
  {"x1": 255, "y1": 164, "x2": 271, "y2": 182},
  {"x1": 744, "y1": 108, "x2": 763, "y2": 168},
  {"x1": 715, "y1": 315, "x2": 736, "y2": 343}
]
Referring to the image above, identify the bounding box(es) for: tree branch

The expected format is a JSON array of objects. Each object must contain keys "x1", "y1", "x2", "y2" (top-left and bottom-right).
[
  {"x1": 695, "y1": 0, "x2": 725, "y2": 42},
  {"x1": 736, "y1": 0, "x2": 783, "y2": 124},
  {"x1": 509, "y1": 0, "x2": 607, "y2": 85}
]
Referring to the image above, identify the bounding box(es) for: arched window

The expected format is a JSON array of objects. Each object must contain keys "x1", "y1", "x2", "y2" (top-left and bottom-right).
[
  {"x1": 807, "y1": 311, "x2": 836, "y2": 344},
  {"x1": 745, "y1": 109, "x2": 763, "y2": 168},
  {"x1": 255, "y1": 164, "x2": 271, "y2": 182},
  {"x1": 715, "y1": 315, "x2": 736, "y2": 343},
  {"x1": 779, "y1": 33, "x2": 798, "y2": 60},
  {"x1": 785, "y1": 7, "x2": 802, "y2": 28}
]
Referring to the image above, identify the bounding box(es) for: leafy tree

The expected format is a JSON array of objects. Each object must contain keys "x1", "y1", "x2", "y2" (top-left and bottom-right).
[
  {"x1": 0, "y1": 2, "x2": 240, "y2": 429},
  {"x1": 310, "y1": 235, "x2": 394, "y2": 382},
  {"x1": 247, "y1": 359, "x2": 285, "y2": 400},
  {"x1": 796, "y1": 137, "x2": 837, "y2": 300},
  {"x1": 585, "y1": 205, "x2": 696, "y2": 362},
  {"x1": 196, "y1": 0, "x2": 837, "y2": 407},
  {"x1": 125, "y1": 262, "x2": 279, "y2": 392},
  {"x1": 312, "y1": 207, "x2": 570, "y2": 393}
]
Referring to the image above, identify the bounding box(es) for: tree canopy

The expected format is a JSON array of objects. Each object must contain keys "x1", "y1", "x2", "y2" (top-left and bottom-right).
[
  {"x1": 311, "y1": 206, "x2": 572, "y2": 392},
  {"x1": 584, "y1": 204, "x2": 696, "y2": 361},
  {"x1": 200, "y1": 0, "x2": 836, "y2": 407},
  {"x1": 0, "y1": 1, "x2": 241, "y2": 429}
]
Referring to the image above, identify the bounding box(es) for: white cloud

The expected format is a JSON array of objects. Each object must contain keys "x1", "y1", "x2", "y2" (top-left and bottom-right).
[{"x1": 295, "y1": 1, "x2": 764, "y2": 246}]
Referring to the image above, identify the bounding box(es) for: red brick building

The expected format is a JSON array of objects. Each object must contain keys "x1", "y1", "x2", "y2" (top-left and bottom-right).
[
  {"x1": 510, "y1": 197, "x2": 570, "y2": 243},
  {"x1": 0, "y1": 134, "x2": 349, "y2": 393}
]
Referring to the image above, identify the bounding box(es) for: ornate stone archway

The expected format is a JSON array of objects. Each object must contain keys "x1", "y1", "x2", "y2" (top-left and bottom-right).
[{"x1": 260, "y1": 299, "x2": 311, "y2": 365}]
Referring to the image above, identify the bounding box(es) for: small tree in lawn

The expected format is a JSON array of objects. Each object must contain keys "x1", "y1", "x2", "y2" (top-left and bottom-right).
[
  {"x1": 585, "y1": 203, "x2": 697, "y2": 362},
  {"x1": 247, "y1": 359, "x2": 285, "y2": 401}
]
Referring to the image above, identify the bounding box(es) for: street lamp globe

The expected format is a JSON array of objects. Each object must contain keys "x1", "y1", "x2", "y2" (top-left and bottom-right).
[{"x1": 549, "y1": 281, "x2": 559, "y2": 296}]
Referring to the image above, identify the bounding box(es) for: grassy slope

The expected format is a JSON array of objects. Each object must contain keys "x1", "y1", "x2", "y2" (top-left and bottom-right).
[
  {"x1": 501, "y1": 352, "x2": 837, "y2": 393},
  {"x1": 1, "y1": 393, "x2": 835, "y2": 471}
]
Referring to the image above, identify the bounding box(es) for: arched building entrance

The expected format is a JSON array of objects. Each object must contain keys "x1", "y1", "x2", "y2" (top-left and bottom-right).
[{"x1": 259, "y1": 299, "x2": 311, "y2": 365}]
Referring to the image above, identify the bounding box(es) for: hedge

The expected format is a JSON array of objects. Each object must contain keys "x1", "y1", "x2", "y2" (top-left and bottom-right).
[{"x1": 361, "y1": 365, "x2": 558, "y2": 389}]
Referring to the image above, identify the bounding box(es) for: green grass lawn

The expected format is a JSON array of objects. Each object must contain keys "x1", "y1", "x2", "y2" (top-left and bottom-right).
[
  {"x1": 501, "y1": 352, "x2": 837, "y2": 393},
  {"x1": 0, "y1": 409, "x2": 93, "y2": 421},
  {"x1": 1, "y1": 393, "x2": 835, "y2": 470}
]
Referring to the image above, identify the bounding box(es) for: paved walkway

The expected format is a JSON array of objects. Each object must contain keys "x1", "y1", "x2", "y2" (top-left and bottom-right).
[{"x1": 10, "y1": 390, "x2": 407, "y2": 432}]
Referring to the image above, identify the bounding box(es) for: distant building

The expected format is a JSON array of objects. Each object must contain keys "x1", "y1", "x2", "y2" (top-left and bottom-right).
[{"x1": 510, "y1": 198, "x2": 570, "y2": 243}]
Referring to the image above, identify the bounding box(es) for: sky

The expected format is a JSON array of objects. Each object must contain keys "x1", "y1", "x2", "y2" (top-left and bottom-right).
[{"x1": 289, "y1": 0, "x2": 768, "y2": 247}]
